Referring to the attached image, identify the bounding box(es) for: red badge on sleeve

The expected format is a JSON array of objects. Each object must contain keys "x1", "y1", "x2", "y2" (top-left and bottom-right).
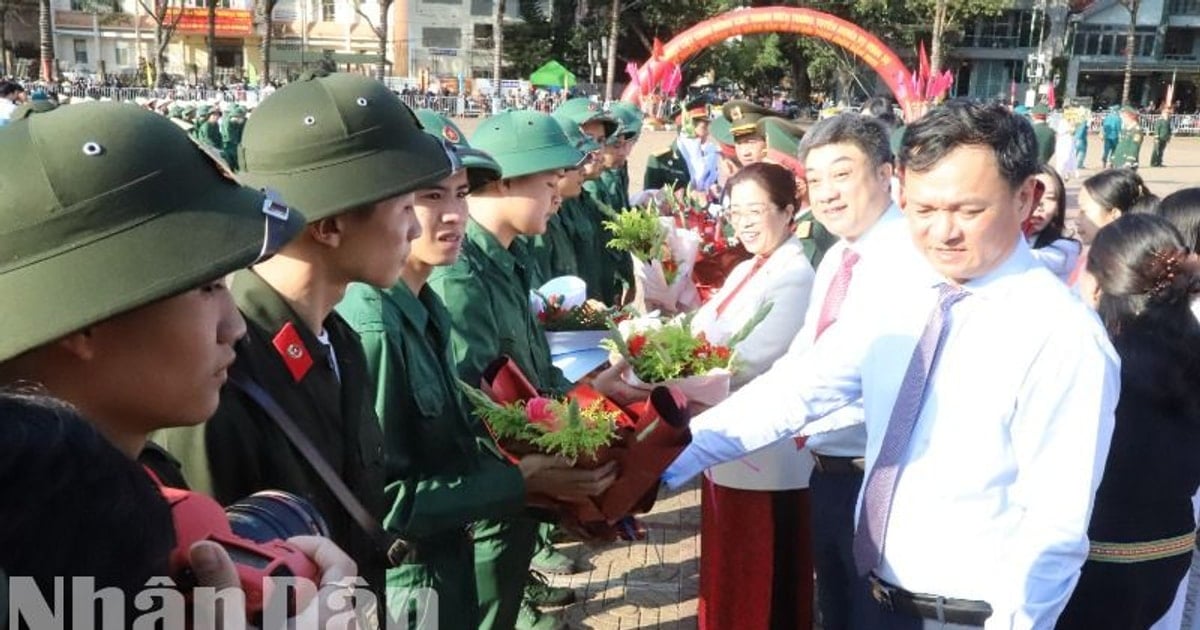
[{"x1": 272, "y1": 322, "x2": 313, "y2": 382}]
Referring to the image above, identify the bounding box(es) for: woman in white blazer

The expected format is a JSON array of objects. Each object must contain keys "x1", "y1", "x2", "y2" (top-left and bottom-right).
[{"x1": 689, "y1": 162, "x2": 817, "y2": 630}]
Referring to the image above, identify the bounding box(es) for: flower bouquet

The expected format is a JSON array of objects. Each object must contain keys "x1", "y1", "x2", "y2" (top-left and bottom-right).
[
  {"x1": 604, "y1": 206, "x2": 701, "y2": 315},
  {"x1": 530, "y1": 276, "x2": 632, "y2": 381},
  {"x1": 645, "y1": 184, "x2": 750, "y2": 301},
  {"x1": 602, "y1": 305, "x2": 771, "y2": 407},
  {"x1": 466, "y1": 357, "x2": 695, "y2": 534}
]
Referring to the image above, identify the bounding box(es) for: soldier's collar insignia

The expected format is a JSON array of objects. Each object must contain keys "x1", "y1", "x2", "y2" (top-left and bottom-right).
[
  {"x1": 442, "y1": 125, "x2": 460, "y2": 144},
  {"x1": 272, "y1": 322, "x2": 313, "y2": 382}
]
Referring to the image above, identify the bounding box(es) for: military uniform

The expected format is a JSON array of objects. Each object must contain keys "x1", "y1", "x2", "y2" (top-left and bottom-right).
[
  {"x1": 523, "y1": 212, "x2": 578, "y2": 287},
  {"x1": 336, "y1": 282, "x2": 527, "y2": 630},
  {"x1": 193, "y1": 106, "x2": 223, "y2": 152},
  {"x1": 1151, "y1": 114, "x2": 1172, "y2": 167},
  {"x1": 1112, "y1": 109, "x2": 1145, "y2": 169},
  {"x1": 433, "y1": 109, "x2": 583, "y2": 630},
  {"x1": 221, "y1": 106, "x2": 246, "y2": 170},
  {"x1": 1030, "y1": 105, "x2": 1055, "y2": 165},
  {"x1": 155, "y1": 269, "x2": 388, "y2": 600},
  {"x1": 643, "y1": 141, "x2": 691, "y2": 191},
  {"x1": 579, "y1": 180, "x2": 632, "y2": 304},
  {"x1": 793, "y1": 209, "x2": 838, "y2": 269}
]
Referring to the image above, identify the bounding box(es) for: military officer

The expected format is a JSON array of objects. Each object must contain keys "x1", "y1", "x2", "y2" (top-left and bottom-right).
[
  {"x1": 1150, "y1": 108, "x2": 1173, "y2": 167},
  {"x1": 154, "y1": 72, "x2": 454, "y2": 621},
  {"x1": 643, "y1": 135, "x2": 691, "y2": 191},
  {"x1": 1030, "y1": 103, "x2": 1056, "y2": 165},
  {"x1": 722, "y1": 99, "x2": 778, "y2": 166},
  {"x1": 1112, "y1": 105, "x2": 1145, "y2": 169},
  {"x1": 335, "y1": 109, "x2": 614, "y2": 630}
]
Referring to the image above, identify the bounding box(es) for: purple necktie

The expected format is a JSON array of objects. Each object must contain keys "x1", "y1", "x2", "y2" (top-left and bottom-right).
[{"x1": 853, "y1": 283, "x2": 968, "y2": 576}]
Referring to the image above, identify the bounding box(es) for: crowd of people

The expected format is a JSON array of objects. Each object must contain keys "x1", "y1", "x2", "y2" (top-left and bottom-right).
[{"x1": 2, "y1": 63, "x2": 1200, "y2": 630}]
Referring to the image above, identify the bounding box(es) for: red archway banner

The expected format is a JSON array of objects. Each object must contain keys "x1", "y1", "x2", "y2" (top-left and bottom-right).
[{"x1": 620, "y1": 7, "x2": 916, "y2": 117}]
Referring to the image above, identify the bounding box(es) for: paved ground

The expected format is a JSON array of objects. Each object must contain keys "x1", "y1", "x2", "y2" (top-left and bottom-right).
[{"x1": 452, "y1": 117, "x2": 1200, "y2": 629}]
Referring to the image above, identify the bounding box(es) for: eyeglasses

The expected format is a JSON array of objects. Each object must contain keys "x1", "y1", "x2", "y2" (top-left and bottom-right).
[{"x1": 724, "y1": 203, "x2": 773, "y2": 222}]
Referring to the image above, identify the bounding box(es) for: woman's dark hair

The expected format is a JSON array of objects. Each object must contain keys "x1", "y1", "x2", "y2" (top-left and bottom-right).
[
  {"x1": 1082, "y1": 168, "x2": 1153, "y2": 217},
  {"x1": 726, "y1": 162, "x2": 798, "y2": 214},
  {"x1": 0, "y1": 391, "x2": 174, "y2": 614},
  {"x1": 1157, "y1": 187, "x2": 1200, "y2": 253},
  {"x1": 1033, "y1": 164, "x2": 1071, "y2": 249},
  {"x1": 1087, "y1": 213, "x2": 1200, "y2": 336}
]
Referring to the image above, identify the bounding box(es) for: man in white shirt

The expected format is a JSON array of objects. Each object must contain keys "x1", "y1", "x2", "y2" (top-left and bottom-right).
[
  {"x1": 664, "y1": 100, "x2": 1120, "y2": 629},
  {"x1": 0, "y1": 81, "x2": 25, "y2": 124},
  {"x1": 790, "y1": 112, "x2": 900, "y2": 630},
  {"x1": 676, "y1": 98, "x2": 720, "y2": 197}
]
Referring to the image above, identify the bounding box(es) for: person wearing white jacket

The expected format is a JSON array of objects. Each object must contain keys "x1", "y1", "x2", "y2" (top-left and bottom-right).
[{"x1": 688, "y1": 161, "x2": 816, "y2": 630}]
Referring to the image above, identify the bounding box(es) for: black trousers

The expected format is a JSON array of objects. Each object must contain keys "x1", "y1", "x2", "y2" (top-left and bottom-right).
[{"x1": 809, "y1": 465, "x2": 870, "y2": 630}]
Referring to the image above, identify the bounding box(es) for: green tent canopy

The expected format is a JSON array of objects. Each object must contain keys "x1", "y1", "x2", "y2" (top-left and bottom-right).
[{"x1": 529, "y1": 60, "x2": 576, "y2": 88}]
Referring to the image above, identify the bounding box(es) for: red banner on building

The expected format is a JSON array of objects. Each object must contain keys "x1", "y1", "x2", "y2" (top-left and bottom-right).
[{"x1": 166, "y1": 8, "x2": 253, "y2": 37}]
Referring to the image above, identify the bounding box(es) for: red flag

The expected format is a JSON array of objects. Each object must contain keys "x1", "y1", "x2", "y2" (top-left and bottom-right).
[
  {"x1": 918, "y1": 41, "x2": 931, "y2": 85},
  {"x1": 1047, "y1": 82, "x2": 1057, "y2": 109}
]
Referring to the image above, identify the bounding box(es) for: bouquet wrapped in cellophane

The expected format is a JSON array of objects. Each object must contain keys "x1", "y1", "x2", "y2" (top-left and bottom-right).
[
  {"x1": 601, "y1": 304, "x2": 772, "y2": 408},
  {"x1": 604, "y1": 206, "x2": 700, "y2": 315},
  {"x1": 462, "y1": 357, "x2": 694, "y2": 540}
]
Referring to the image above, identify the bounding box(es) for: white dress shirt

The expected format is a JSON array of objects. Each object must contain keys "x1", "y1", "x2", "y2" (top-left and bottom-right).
[
  {"x1": 793, "y1": 205, "x2": 904, "y2": 457},
  {"x1": 689, "y1": 236, "x2": 815, "y2": 490},
  {"x1": 1028, "y1": 236, "x2": 1082, "y2": 283},
  {"x1": 665, "y1": 234, "x2": 1120, "y2": 629},
  {"x1": 677, "y1": 135, "x2": 720, "y2": 192}
]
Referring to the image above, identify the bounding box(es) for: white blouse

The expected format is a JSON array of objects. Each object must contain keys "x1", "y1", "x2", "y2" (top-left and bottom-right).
[{"x1": 689, "y1": 236, "x2": 817, "y2": 490}]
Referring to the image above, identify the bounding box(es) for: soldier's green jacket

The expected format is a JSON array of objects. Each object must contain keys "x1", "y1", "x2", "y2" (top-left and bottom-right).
[
  {"x1": 1155, "y1": 117, "x2": 1173, "y2": 142},
  {"x1": 427, "y1": 219, "x2": 567, "y2": 630},
  {"x1": 597, "y1": 168, "x2": 631, "y2": 213},
  {"x1": 153, "y1": 270, "x2": 387, "y2": 601},
  {"x1": 220, "y1": 118, "x2": 244, "y2": 170},
  {"x1": 565, "y1": 187, "x2": 630, "y2": 305},
  {"x1": 521, "y1": 211, "x2": 578, "y2": 288},
  {"x1": 795, "y1": 209, "x2": 837, "y2": 269},
  {"x1": 1113, "y1": 124, "x2": 1145, "y2": 168},
  {"x1": 643, "y1": 142, "x2": 691, "y2": 191},
  {"x1": 336, "y1": 281, "x2": 526, "y2": 630},
  {"x1": 1032, "y1": 122, "x2": 1055, "y2": 165},
  {"x1": 429, "y1": 218, "x2": 572, "y2": 395},
  {"x1": 195, "y1": 120, "x2": 224, "y2": 152}
]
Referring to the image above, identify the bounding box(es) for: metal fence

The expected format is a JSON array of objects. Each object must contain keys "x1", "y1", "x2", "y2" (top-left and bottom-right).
[
  {"x1": 41, "y1": 84, "x2": 253, "y2": 103},
  {"x1": 1086, "y1": 112, "x2": 1200, "y2": 136}
]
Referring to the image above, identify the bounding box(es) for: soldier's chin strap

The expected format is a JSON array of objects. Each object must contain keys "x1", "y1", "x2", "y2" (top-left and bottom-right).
[{"x1": 256, "y1": 189, "x2": 295, "y2": 264}]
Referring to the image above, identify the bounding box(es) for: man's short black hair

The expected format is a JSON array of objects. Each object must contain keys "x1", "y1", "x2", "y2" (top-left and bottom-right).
[
  {"x1": 797, "y1": 113, "x2": 894, "y2": 169},
  {"x1": 0, "y1": 81, "x2": 25, "y2": 98},
  {"x1": 900, "y1": 99, "x2": 1038, "y2": 189}
]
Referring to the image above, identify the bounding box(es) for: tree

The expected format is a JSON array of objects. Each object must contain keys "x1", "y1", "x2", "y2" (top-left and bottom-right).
[
  {"x1": 207, "y1": 0, "x2": 216, "y2": 84},
  {"x1": 1118, "y1": 0, "x2": 1140, "y2": 106},
  {"x1": 0, "y1": 0, "x2": 36, "y2": 75},
  {"x1": 136, "y1": 0, "x2": 187, "y2": 86},
  {"x1": 492, "y1": 0, "x2": 503, "y2": 95},
  {"x1": 37, "y1": 0, "x2": 49, "y2": 79},
  {"x1": 905, "y1": 0, "x2": 1007, "y2": 76},
  {"x1": 353, "y1": 0, "x2": 393, "y2": 80},
  {"x1": 501, "y1": 0, "x2": 552, "y2": 77},
  {"x1": 603, "y1": 0, "x2": 617, "y2": 99},
  {"x1": 256, "y1": 0, "x2": 278, "y2": 85}
]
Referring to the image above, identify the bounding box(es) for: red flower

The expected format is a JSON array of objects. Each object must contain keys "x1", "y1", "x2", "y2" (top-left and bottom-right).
[
  {"x1": 525, "y1": 397, "x2": 560, "y2": 430},
  {"x1": 628, "y1": 334, "x2": 647, "y2": 356},
  {"x1": 714, "y1": 346, "x2": 731, "y2": 361}
]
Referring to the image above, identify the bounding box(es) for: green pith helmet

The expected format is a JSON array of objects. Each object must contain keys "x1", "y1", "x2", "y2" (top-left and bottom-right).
[
  {"x1": 414, "y1": 108, "x2": 503, "y2": 191},
  {"x1": 0, "y1": 103, "x2": 305, "y2": 362},
  {"x1": 760, "y1": 116, "x2": 807, "y2": 173},
  {"x1": 471, "y1": 110, "x2": 585, "y2": 180},
  {"x1": 237, "y1": 72, "x2": 453, "y2": 222},
  {"x1": 721, "y1": 99, "x2": 780, "y2": 138},
  {"x1": 168, "y1": 104, "x2": 183, "y2": 118},
  {"x1": 551, "y1": 115, "x2": 601, "y2": 156},
  {"x1": 552, "y1": 97, "x2": 618, "y2": 139},
  {"x1": 709, "y1": 115, "x2": 734, "y2": 147},
  {"x1": 608, "y1": 100, "x2": 644, "y2": 140}
]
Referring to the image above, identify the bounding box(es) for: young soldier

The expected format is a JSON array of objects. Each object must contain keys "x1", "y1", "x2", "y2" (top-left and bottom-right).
[
  {"x1": 526, "y1": 116, "x2": 603, "y2": 285},
  {"x1": 428, "y1": 109, "x2": 634, "y2": 630},
  {"x1": 336, "y1": 109, "x2": 615, "y2": 630},
  {"x1": 155, "y1": 72, "x2": 453, "y2": 615}
]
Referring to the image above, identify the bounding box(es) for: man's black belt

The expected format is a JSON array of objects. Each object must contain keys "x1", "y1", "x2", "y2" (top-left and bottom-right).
[
  {"x1": 811, "y1": 453, "x2": 865, "y2": 474},
  {"x1": 868, "y1": 573, "x2": 993, "y2": 627}
]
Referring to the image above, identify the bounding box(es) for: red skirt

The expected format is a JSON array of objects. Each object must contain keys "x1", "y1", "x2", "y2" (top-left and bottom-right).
[{"x1": 699, "y1": 477, "x2": 813, "y2": 630}]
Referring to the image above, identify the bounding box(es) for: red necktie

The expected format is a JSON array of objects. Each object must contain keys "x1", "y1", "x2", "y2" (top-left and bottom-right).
[
  {"x1": 714, "y1": 255, "x2": 769, "y2": 317},
  {"x1": 814, "y1": 248, "x2": 861, "y2": 340},
  {"x1": 795, "y1": 247, "x2": 860, "y2": 450}
]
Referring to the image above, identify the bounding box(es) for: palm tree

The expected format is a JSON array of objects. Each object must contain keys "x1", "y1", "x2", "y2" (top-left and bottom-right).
[
  {"x1": 38, "y1": 0, "x2": 52, "y2": 80},
  {"x1": 257, "y1": 0, "x2": 278, "y2": 86},
  {"x1": 1118, "y1": 0, "x2": 1140, "y2": 106},
  {"x1": 491, "y1": 0, "x2": 503, "y2": 100}
]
